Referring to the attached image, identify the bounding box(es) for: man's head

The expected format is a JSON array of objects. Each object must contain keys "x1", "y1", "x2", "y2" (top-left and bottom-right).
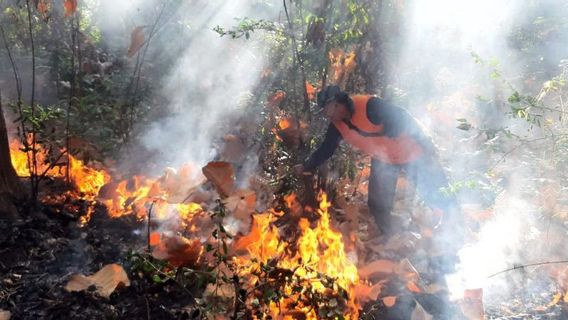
[{"x1": 317, "y1": 85, "x2": 352, "y2": 122}]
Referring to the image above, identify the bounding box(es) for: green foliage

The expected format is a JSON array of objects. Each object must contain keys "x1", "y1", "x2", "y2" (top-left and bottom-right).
[{"x1": 213, "y1": 18, "x2": 281, "y2": 39}]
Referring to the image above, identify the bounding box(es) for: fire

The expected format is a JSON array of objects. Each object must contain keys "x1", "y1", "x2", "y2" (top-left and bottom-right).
[
  {"x1": 10, "y1": 139, "x2": 361, "y2": 317},
  {"x1": 9, "y1": 139, "x2": 110, "y2": 195},
  {"x1": 234, "y1": 192, "x2": 360, "y2": 319},
  {"x1": 9, "y1": 139, "x2": 203, "y2": 226},
  {"x1": 9, "y1": 140, "x2": 31, "y2": 177},
  {"x1": 68, "y1": 156, "x2": 110, "y2": 196},
  {"x1": 278, "y1": 118, "x2": 291, "y2": 130},
  {"x1": 234, "y1": 212, "x2": 286, "y2": 266}
]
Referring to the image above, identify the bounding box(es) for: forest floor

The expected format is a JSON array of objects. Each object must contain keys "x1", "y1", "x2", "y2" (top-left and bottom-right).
[{"x1": 0, "y1": 190, "x2": 567, "y2": 319}]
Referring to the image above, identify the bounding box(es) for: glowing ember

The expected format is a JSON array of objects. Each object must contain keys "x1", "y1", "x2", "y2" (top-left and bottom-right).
[{"x1": 278, "y1": 118, "x2": 291, "y2": 130}]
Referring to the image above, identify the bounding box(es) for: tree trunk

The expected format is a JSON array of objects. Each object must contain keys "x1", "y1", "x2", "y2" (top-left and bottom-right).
[{"x1": 0, "y1": 93, "x2": 22, "y2": 219}]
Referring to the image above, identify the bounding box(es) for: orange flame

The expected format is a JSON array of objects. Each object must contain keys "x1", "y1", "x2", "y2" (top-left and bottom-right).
[
  {"x1": 10, "y1": 140, "x2": 361, "y2": 317},
  {"x1": 9, "y1": 139, "x2": 203, "y2": 226},
  {"x1": 278, "y1": 118, "x2": 291, "y2": 130},
  {"x1": 234, "y1": 192, "x2": 360, "y2": 319}
]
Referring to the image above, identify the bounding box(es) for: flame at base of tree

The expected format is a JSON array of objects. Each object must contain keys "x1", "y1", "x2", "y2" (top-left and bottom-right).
[
  {"x1": 9, "y1": 138, "x2": 110, "y2": 224},
  {"x1": 8, "y1": 139, "x2": 203, "y2": 225}
]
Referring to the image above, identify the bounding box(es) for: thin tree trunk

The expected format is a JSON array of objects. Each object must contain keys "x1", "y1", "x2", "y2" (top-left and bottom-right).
[{"x1": 0, "y1": 92, "x2": 22, "y2": 218}]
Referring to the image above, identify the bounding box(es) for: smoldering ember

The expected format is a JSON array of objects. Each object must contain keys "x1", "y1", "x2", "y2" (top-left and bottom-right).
[{"x1": 1, "y1": 1, "x2": 568, "y2": 319}]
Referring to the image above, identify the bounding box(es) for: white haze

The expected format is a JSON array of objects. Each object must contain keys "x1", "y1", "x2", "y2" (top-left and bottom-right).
[
  {"x1": 92, "y1": 0, "x2": 278, "y2": 174},
  {"x1": 395, "y1": 0, "x2": 568, "y2": 307}
]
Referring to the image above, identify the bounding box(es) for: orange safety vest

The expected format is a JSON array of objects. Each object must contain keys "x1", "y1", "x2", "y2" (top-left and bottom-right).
[{"x1": 332, "y1": 95, "x2": 423, "y2": 164}]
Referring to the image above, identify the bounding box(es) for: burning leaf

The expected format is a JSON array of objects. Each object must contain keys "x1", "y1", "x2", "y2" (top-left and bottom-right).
[
  {"x1": 328, "y1": 48, "x2": 357, "y2": 86},
  {"x1": 411, "y1": 300, "x2": 433, "y2": 320},
  {"x1": 267, "y1": 90, "x2": 286, "y2": 108},
  {"x1": 383, "y1": 296, "x2": 397, "y2": 307},
  {"x1": 459, "y1": 288, "x2": 484, "y2": 320},
  {"x1": 275, "y1": 117, "x2": 308, "y2": 148},
  {"x1": 233, "y1": 213, "x2": 284, "y2": 259},
  {"x1": 152, "y1": 233, "x2": 203, "y2": 267},
  {"x1": 63, "y1": 0, "x2": 77, "y2": 17},
  {"x1": 202, "y1": 161, "x2": 235, "y2": 197},
  {"x1": 127, "y1": 26, "x2": 145, "y2": 58},
  {"x1": 406, "y1": 281, "x2": 422, "y2": 293},
  {"x1": 358, "y1": 259, "x2": 396, "y2": 279},
  {"x1": 65, "y1": 264, "x2": 130, "y2": 298},
  {"x1": 354, "y1": 282, "x2": 383, "y2": 304},
  {"x1": 305, "y1": 82, "x2": 316, "y2": 100},
  {"x1": 149, "y1": 232, "x2": 161, "y2": 246},
  {"x1": 0, "y1": 310, "x2": 10, "y2": 320},
  {"x1": 36, "y1": 0, "x2": 51, "y2": 18}
]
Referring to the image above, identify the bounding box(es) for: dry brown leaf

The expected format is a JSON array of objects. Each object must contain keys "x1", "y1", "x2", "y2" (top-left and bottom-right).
[
  {"x1": 225, "y1": 189, "x2": 256, "y2": 221},
  {"x1": 396, "y1": 258, "x2": 420, "y2": 282},
  {"x1": 221, "y1": 134, "x2": 246, "y2": 163},
  {"x1": 202, "y1": 161, "x2": 235, "y2": 197},
  {"x1": 152, "y1": 233, "x2": 202, "y2": 267},
  {"x1": 411, "y1": 300, "x2": 433, "y2": 320},
  {"x1": 63, "y1": 0, "x2": 77, "y2": 17},
  {"x1": 204, "y1": 282, "x2": 234, "y2": 298},
  {"x1": 354, "y1": 282, "x2": 383, "y2": 304},
  {"x1": 65, "y1": 264, "x2": 130, "y2": 298},
  {"x1": 127, "y1": 26, "x2": 145, "y2": 58},
  {"x1": 158, "y1": 165, "x2": 204, "y2": 203},
  {"x1": 358, "y1": 259, "x2": 396, "y2": 279},
  {"x1": 385, "y1": 233, "x2": 419, "y2": 253},
  {"x1": 279, "y1": 310, "x2": 308, "y2": 320},
  {"x1": 184, "y1": 188, "x2": 213, "y2": 204},
  {"x1": 0, "y1": 310, "x2": 11, "y2": 320},
  {"x1": 383, "y1": 296, "x2": 397, "y2": 308},
  {"x1": 459, "y1": 288, "x2": 484, "y2": 320}
]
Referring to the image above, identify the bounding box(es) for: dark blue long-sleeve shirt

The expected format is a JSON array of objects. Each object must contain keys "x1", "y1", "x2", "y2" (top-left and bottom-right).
[{"x1": 303, "y1": 124, "x2": 342, "y2": 170}]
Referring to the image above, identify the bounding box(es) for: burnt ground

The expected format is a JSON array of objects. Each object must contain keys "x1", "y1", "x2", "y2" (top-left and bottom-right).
[
  {"x1": 0, "y1": 205, "x2": 198, "y2": 320},
  {"x1": 1, "y1": 202, "x2": 567, "y2": 319}
]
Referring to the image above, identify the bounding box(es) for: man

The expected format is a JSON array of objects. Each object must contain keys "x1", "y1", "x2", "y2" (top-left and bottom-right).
[{"x1": 295, "y1": 86, "x2": 464, "y2": 255}]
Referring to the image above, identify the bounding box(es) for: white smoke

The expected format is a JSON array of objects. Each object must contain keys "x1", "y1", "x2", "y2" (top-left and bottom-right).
[
  {"x1": 91, "y1": 0, "x2": 280, "y2": 173},
  {"x1": 393, "y1": 0, "x2": 568, "y2": 308}
]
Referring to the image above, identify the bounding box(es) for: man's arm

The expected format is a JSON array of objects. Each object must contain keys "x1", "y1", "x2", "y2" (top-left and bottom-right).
[{"x1": 303, "y1": 124, "x2": 342, "y2": 170}]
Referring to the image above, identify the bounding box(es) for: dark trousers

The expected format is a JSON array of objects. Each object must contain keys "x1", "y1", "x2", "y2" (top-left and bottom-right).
[{"x1": 368, "y1": 155, "x2": 461, "y2": 238}]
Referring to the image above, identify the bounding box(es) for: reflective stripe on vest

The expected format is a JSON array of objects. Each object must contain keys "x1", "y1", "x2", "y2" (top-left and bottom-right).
[{"x1": 332, "y1": 95, "x2": 423, "y2": 164}]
